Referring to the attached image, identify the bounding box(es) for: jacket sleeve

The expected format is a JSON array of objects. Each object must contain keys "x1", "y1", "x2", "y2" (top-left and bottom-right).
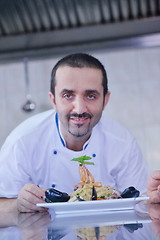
[{"x1": 0, "y1": 138, "x2": 32, "y2": 198}]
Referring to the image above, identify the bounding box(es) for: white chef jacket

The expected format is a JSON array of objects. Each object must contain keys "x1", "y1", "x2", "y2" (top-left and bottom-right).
[{"x1": 0, "y1": 110, "x2": 149, "y2": 198}]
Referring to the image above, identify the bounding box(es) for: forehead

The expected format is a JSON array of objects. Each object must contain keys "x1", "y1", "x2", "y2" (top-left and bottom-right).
[{"x1": 55, "y1": 66, "x2": 103, "y2": 90}]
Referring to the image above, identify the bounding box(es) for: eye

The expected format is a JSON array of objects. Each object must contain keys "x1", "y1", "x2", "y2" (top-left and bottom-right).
[
  {"x1": 87, "y1": 94, "x2": 96, "y2": 100},
  {"x1": 63, "y1": 93, "x2": 73, "y2": 99}
]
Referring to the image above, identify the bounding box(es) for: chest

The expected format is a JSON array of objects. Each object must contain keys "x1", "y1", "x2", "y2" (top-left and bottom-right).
[{"x1": 42, "y1": 147, "x2": 119, "y2": 193}]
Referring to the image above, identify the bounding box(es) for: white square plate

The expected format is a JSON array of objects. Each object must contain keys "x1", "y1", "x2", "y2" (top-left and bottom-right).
[{"x1": 37, "y1": 196, "x2": 149, "y2": 215}]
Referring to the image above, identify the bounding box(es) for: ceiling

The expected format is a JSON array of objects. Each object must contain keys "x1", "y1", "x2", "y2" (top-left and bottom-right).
[{"x1": 0, "y1": 0, "x2": 160, "y2": 62}]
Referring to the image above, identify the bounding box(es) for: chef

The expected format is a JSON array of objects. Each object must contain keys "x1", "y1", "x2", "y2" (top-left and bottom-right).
[{"x1": 0, "y1": 53, "x2": 153, "y2": 212}]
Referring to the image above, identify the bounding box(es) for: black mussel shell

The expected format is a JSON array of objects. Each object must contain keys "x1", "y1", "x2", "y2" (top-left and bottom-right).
[
  {"x1": 121, "y1": 186, "x2": 140, "y2": 198},
  {"x1": 92, "y1": 186, "x2": 97, "y2": 200},
  {"x1": 45, "y1": 188, "x2": 70, "y2": 203}
]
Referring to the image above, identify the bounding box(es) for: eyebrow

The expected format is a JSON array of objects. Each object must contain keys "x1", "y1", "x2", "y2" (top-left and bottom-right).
[
  {"x1": 85, "y1": 90, "x2": 100, "y2": 95},
  {"x1": 61, "y1": 89, "x2": 74, "y2": 94},
  {"x1": 60, "y1": 89, "x2": 100, "y2": 95}
]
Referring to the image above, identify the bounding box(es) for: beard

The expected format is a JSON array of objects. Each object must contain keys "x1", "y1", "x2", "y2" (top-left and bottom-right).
[
  {"x1": 68, "y1": 122, "x2": 91, "y2": 137},
  {"x1": 67, "y1": 113, "x2": 92, "y2": 137}
]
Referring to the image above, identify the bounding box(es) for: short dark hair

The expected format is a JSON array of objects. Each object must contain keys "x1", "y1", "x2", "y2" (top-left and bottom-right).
[{"x1": 50, "y1": 53, "x2": 108, "y2": 97}]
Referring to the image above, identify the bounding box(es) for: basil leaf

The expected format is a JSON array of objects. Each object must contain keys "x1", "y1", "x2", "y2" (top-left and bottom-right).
[
  {"x1": 83, "y1": 161, "x2": 95, "y2": 165},
  {"x1": 71, "y1": 155, "x2": 94, "y2": 165}
]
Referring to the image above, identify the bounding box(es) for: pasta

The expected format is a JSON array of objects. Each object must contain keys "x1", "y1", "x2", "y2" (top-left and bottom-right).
[{"x1": 69, "y1": 183, "x2": 121, "y2": 202}]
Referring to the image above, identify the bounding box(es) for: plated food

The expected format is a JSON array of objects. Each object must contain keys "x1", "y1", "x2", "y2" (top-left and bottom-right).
[{"x1": 45, "y1": 156, "x2": 140, "y2": 203}]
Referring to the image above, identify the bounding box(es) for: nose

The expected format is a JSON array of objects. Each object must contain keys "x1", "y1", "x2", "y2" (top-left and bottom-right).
[{"x1": 73, "y1": 96, "x2": 87, "y2": 114}]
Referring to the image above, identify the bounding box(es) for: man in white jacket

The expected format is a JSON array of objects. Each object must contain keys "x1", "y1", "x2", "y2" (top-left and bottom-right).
[{"x1": 0, "y1": 53, "x2": 157, "y2": 213}]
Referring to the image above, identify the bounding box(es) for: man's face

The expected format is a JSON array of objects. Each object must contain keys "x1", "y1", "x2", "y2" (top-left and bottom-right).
[{"x1": 49, "y1": 66, "x2": 110, "y2": 142}]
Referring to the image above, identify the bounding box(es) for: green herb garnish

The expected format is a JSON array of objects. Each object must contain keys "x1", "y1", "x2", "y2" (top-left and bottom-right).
[
  {"x1": 71, "y1": 155, "x2": 95, "y2": 165},
  {"x1": 100, "y1": 196, "x2": 105, "y2": 199}
]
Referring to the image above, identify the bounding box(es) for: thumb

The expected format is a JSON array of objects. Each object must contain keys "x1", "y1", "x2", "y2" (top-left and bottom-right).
[{"x1": 152, "y1": 170, "x2": 160, "y2": 180}]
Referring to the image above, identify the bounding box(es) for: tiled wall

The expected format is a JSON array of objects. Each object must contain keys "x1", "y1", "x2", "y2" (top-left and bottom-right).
[{"x1": 0, "y1": 47, "x2": 160, "y2": 172}]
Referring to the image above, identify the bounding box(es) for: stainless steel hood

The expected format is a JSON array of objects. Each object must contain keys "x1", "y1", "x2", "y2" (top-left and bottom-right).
[{"x1": 0, "y1": 0, "x2": 160, "y2": 62}]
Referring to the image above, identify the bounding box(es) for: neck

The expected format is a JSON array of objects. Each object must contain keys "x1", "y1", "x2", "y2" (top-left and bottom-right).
[
  {"x1": 63, "y1": 129, "x2": 91, "y2": 151},
  {"x1": 66, "y1": 137, "x2": 88, "y2": 151}
]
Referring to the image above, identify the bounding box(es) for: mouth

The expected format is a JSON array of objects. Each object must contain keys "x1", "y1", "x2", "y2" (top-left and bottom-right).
[
  {"x1": 69, "y1": 113, "x2": 92, "y2": 126},
  {"x1": 70, "y1": 116, "x2": 89, "y2": 125}
]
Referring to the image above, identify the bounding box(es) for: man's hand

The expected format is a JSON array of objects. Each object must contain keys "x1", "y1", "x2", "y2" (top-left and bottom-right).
[
  {"x1": 17, "y1": 183, "x2": 47, "y2": 213},
  {"x1": 147, "y1": 170, "x2": 160, "y2": 203}
]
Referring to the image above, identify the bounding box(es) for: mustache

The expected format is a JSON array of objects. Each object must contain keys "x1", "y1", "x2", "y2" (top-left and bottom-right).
[{"x1": 68, "y1": 113, "x2": 92, "y2": 119}]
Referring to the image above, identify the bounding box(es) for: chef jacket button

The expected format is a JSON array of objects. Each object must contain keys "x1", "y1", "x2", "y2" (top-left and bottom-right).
[
  {"x1": 92, "y1": 153, "x2": 96, "y2": 157},
  {"x1": 53, "y1": 150, "x2": 57, "y2": 155}
]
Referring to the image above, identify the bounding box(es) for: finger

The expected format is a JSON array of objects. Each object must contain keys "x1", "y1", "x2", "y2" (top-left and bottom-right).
[
  {"x1": 22, "y1": 191, "x2": 45, "y2": 205},
  {"x1": 19, "y1": 184, "x2": 46, "y2": 206},
  {"x1": 152, "y1": 171, "x2": 160, "y2": 180},
  {"x1": 18, "y1": 196, "x2": 47, "y2": 213},
  {"x1": 18, "y1": 184, "x2": 47, "y2": 212},
  {"x1": 24, "y1": 184, "x2": 46, "y2": 200},
  {"x1": 147, "y1": 177, "x2": 160, "y2": 190}
]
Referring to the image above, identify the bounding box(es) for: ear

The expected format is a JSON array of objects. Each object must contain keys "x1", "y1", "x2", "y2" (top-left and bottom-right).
[
  {"x1": 103, "y1": 91, "x2": 111, "y2": 109},
  {"x1": 48, "y1": 92, "x2": 56, "y2": 109}
]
